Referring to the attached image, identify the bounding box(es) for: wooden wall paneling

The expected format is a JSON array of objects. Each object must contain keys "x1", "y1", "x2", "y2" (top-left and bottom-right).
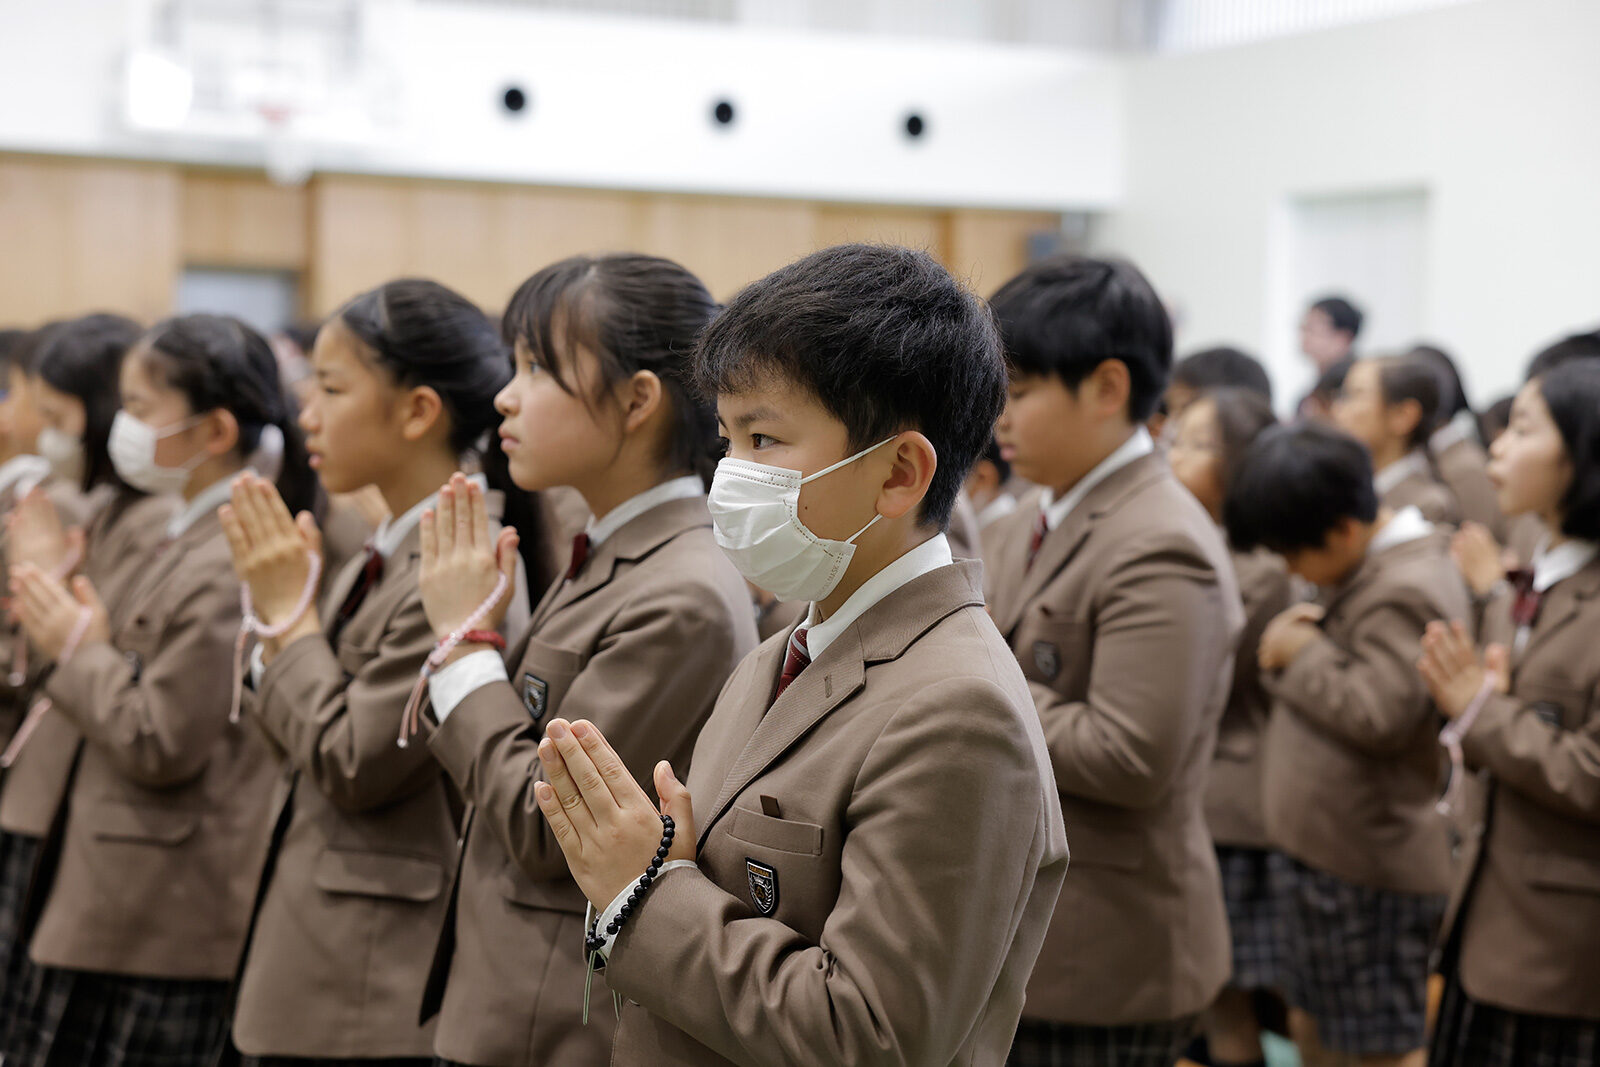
[
  {"x1": 632, "y1": 194, "x2": 817, "y2": 300},
  {"x1": 180, "y1": 171, "x2": 308, "y2": 271},
  {"x1": 0, "y1": 155, "x2": 180, "y2": 326},
  {"x1": 306, "y1": 175, "x2": 419, "y2": 315},
  {"x1": 812, "y1": 205, "x2": 950, "y2": 264},
  {"x1": 946, "y1": 209, "x2": 1060, "y2": 297}
]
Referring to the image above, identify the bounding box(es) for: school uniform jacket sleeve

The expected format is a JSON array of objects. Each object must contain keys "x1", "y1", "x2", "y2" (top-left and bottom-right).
[
  {"x1": 255, "y1": 589, "x2": 439, "y2": 813},
  {"x1": 431, "y1": 583, "x2": 740, "y2": 883},
  {"x1": 1033, "y1": 528, "x2": 1233, "y2": 809},
  {"x1": 43, "y1": 547, "x2": 241, "y2": 789},
  {"x1": 1461, "y1": 687, "x2": 1600, "y2": 824},
  {"x1": 1265, "y1": 593, "x2": 1436, "y2": 757},
  {"x1": 605, "y1": 673, "x2": 1054, "y2": 1067}
]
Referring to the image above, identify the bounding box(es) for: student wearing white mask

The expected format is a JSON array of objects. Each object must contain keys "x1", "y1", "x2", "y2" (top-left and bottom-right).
[
  {"x1": 1, "y1": 314, "x2": 316, "y2": 1067},
  {"x1": 0, "y1": 315, "x2": 177, "y2": 1053}
]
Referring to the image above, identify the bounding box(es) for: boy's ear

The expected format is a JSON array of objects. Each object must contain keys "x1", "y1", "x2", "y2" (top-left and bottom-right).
[
  {"x1": 1087, "y1": 359, "x2": 1134, "y2": 420},
  {"x1": 876, "y1": 431, "x2": 938, "y2": 524}
]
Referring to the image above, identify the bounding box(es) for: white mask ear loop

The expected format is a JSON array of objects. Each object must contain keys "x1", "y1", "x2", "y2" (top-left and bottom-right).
[
  {"x1": 798, "y1": 436, "x2": 900, "y2": 485},
  {"x1": 845, "y1": 512, "x2": 883, "y2": 544}
]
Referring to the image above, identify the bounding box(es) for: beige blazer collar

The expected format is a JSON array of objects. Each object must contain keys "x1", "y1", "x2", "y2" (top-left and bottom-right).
[{"x1": 697, "y1": 559, "x2": 986, "y2": 848}]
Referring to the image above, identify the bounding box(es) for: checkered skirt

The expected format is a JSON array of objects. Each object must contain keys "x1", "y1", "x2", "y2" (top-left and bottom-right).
[
  {"x1": 1267, "y1": 851, "x2": 1445, "y2": 1057},
  {"x1": 1429, "y1": 971, "x2": 1600, "y2": 1067},
  {"x1": 0, "y1": 829, "x2": 42, "y2": 1051},
  {"x1": 1007, "y1": 1016, "x2": 1197, "y2": 1067},
  {"x1": 5, "y1": 967, "x2": 230, "y2": 1067},
  {"x1": 1217, "y1": 845, "x2": 1290, "y2": 993}
]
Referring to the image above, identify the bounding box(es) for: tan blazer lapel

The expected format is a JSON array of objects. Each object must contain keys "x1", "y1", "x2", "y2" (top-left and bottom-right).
[
  {"x1": 530, "y1": 496, "x2": 711, "y2": 630},
  {"x1": 697, "y1": 560, "x2": 987, "y2": 847},
  {"x1": 1519, "y1": 557, "x2": 1600, "y2": 666},
  {"x1": 699, "y1": 638, "x2": 864, "y2": 848},
  {"x1": 111, "y1": 516, "x2": 210, "y2": 629},
  {"x1": 318, "y1": 546, "x2": 370, "y2": 629}
]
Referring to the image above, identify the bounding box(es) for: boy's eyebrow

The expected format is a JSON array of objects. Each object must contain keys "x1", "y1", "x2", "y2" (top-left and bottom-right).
[{"x1": 729, "y1": 406, "x2": 783, "y2": 430}]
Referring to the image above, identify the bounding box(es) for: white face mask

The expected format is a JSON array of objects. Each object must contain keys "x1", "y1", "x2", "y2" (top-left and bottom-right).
[
  {"x1": 36, "y1": 426, "x2": 85, "y2": 483},
  {"x1": 707, "y1": 437, "x2": 896, "y2": 604},
  {"x1": 108, "y1": 411, "x2": 207, "y2": 495}
]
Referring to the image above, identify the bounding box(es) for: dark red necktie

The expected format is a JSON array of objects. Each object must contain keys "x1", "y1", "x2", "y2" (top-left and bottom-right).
[
  {"x1": 770, "y1": 628, "x2": 810, "y2": 707},
  {"x1": 328, "y1": 544, "x2": 384, "y2": 650},
  {"x1": 1508, "y1": 567, "x2": 1543, "y2": 629},
  {"x1": 1025, "y1": 510, "x2": 1049, "y2": 571},
  {"x1": 566, "y1": 533, "x2": 592, "y2": 582}
]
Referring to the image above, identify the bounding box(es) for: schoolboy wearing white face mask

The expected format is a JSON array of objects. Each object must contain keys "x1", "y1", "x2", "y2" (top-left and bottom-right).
[{"x1": 519, "y1": 244, "x2": 1068, "y2": 1067}]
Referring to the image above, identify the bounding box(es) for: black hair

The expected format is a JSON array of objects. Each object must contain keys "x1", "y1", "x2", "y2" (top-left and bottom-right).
[
  {"x1": 1172, "y1": 346, "x2": 1273, "y2": 405},
  {"x1": 1536, "y1": 360, "x2": 1600, "y2": 541},
  {"x1": 1310, "y1": 295, "x2": 1364, "y2": 339},
  {"x1": 980, "y1": 437, "x2": 1011, "y2": 485},
  {"x1": 696, "y1": 243, "x2": 1004, "y2": 528},
  {"x1": 502, "y1": 254, "x2": 721, "y2": 488},
  {"x1": 1525, "y1": 329, "x2": 1600, "y2": 381},
  {"x1": 338, "y1": 279, "x2": 553, "y2": 592},
  {"x1": 282, "y1": 321, "x2": 322, "y2": 357},
  {"x1": 0, "y1": 330, "x2": 24, "y2": 377},
  {"x1": 138, "y1": 314, "x2": 322, "y2": 518},
  {"x1": 1224, "y1": 423, "x2": 1378, "y2": 554},
  {"x1": 989, "y1": 254, "x2": 1172, "y2": 422},
  {"x1": 1407, "y1": 343, "x2": 1471, "y2": 418},
  {"x1": 1371, "y1": 355, "x2": 1445, "y2": 449},
  {"x1": 1205, "y1": 387, "x2": 1278, "y2": 497},
  {"x1": 33, "y1": 313, "x2": 143, "y2": 494},
  {"x1": 1481, "y1": 393, "x2": 1515, "y2": 445}
]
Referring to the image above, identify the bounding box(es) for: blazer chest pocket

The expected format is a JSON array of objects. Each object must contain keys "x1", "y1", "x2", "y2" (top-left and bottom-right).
[
  {"x1": 514, "y1": 640, "x2": 587, "y2": 728},
  {"x1": 1014, "y1": 611, "x2": 1088, "y2": 690},
  {"x1": 723, "y1": 807, "x2": 829, "y2": 927},
  {"x1": 90, "y1": 804, "x2": 198, "y2": 846},
  {"x1": 726, "y1": 806, "x2": 824, "y2": 856},
  {"x1": 1515, "y1": 681, "x2": 1590, "y2": 732},
  {"x1": 313, "y1": 848, "x2": 443, "y2": 903}
]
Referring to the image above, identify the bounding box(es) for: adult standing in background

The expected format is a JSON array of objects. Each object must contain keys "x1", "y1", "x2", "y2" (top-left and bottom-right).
[{"x1": 1298, "y1": 295, "x2": 1364, "y2": 422}]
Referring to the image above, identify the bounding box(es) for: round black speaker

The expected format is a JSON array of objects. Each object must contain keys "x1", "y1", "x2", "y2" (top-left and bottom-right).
[
  {"x1": 904, "y1": 113, "x2": 926, "y2": 139},
  {"x1": 713, "y1": 99, "x2": 736, "y2": 126},
  {"x1": 502, "y1": 86, "x2": 528, "y2": 114}
]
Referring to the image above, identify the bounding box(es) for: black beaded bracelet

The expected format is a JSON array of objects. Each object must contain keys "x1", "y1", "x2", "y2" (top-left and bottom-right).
[{"x1": 585, "y1": 814, "x2": 675, "y2": 962}]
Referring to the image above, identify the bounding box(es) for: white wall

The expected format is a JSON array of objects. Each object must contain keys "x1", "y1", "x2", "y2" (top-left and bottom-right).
[
  {"x1": 1097, "y1": 0, "x2": 1600, "y2": 408},
  {"x1": 0, "y1": 0, "x2": 1120, "y2": 211}
]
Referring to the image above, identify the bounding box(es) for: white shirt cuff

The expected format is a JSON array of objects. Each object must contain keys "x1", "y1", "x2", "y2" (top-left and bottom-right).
[
  {"x1": 249, "y1": 643, "x2": 267, "y2": 688},
  {"x1": 427, "y1": 649, "x2": 509, "y2": 723},
  {"x1": 594, "y1": 860, "x2": 698, "y2": 960}
]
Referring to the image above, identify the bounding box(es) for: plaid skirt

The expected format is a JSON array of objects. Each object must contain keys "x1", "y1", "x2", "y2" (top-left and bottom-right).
[
  {"x1": 0, "y1": 829, "x2": 42, "y2": 1050},
  {"x1": 5, "y1": 967, "x2": 229, "y2": 1067},
  {"x1": 1429, "y1": 971, "x2": 1600, "y2": 1067},
  {"x1": 1216, "y1": 845, "x2": 1289, "y2": 993},
  {"x1": 1008, "y1": 1016, "x2": 1197, "y2": 1067},
  {"x1": 1267, "y1": 851, "x2": 1445, "y2": 1057}
]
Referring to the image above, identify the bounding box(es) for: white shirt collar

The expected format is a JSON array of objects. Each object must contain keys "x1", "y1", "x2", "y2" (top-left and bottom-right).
[
  {"x1": 373, "y1": 473, "x2": 487, "y2": 560},
  {"x1": 1369, "y1": 505, "x2": 1434, "y2": 554},
  {"x1": 1429, "y1": 410, "x2": 1480, "y2": 454},
  {"x1": 0, "y1": 455, "x2": 50, "y2": 499},
  {"x1": 975, "y1": 492, "x2": 1018, "y2": 529},
  {"x1": 1374, "y1": 449, "x2": 1432, "y2": 496},
  {"x1": 1040, "y1": 427, "x2": 1154, "y2": 532},
  {"x1": 802, "y1": 533, "x2": 953, "y2": 661},
  {"x1": 167, "y1": 474, "x2": 242, "y2": 540},
  {"x1": 1531, "y1": 535, "x2": 1600, "y2": 593},
  {"x1": 586, "y1": 475, "x2": 704, "y2": 550}
]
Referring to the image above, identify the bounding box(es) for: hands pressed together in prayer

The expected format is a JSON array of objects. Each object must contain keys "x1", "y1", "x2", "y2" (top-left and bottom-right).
[
  {"x1": 534, "y1": 717, "x2": 698, "y2": 911},
  {"x1": 220, "y1": 472, "x2": 325, "y2": 656},
  {"x1": 1258, "y1": 602, "x2": 1325, "y2": 672},
  {"x1": 418, "y1": 473, "x2": 518, "y2": 660},
  {"x1": 1418, "y1": 619, "x2": 1509, "y2": 720}
]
